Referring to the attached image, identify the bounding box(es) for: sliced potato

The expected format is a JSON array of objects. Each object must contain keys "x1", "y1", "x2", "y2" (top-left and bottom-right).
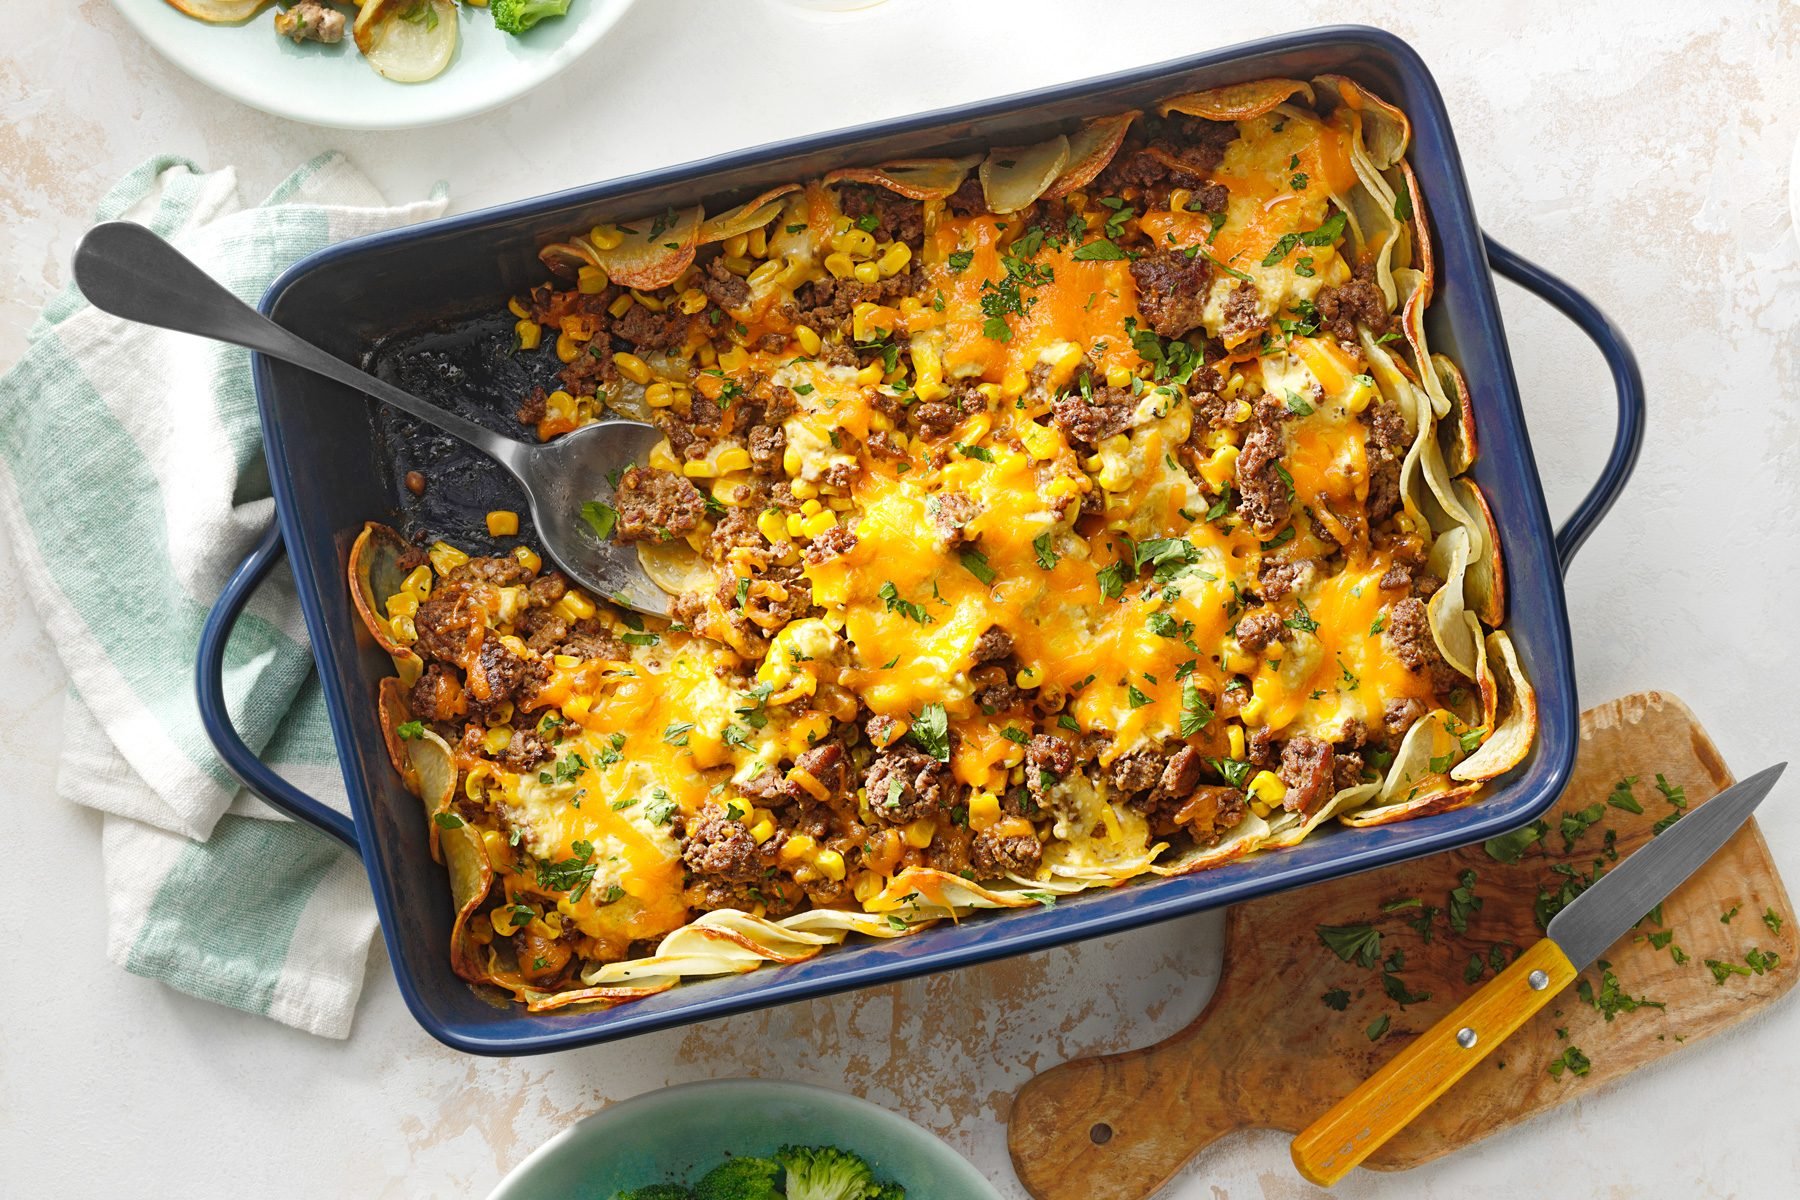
[
  {"x1": 165, "y1": 0, "x2": 271, "y2": 21},
  {"x1": 979, "y1": 136, "x2": 1070, "y2": 215},
  {"x1": 355, "y1": 0, "x2": 457, "y2": 85}
]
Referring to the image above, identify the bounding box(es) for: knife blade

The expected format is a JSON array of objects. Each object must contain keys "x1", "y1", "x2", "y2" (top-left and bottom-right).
[
  {"x1": 1292, "y1": 762, "x2": 1785, "y2": 1187},
  {"x1": 1547, "y1": 762, "x2": 1784, "y2": 969}
]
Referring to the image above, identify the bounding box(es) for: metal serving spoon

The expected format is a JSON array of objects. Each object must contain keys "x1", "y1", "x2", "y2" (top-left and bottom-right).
[{"x1": 71, "y1": 221, "x2": 671, "y2": 615}]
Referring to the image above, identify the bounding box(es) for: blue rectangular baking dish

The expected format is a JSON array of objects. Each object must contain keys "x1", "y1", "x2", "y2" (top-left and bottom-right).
[{"x1": 197, "y1": 24, "x2": 1643, "y2": 1055}]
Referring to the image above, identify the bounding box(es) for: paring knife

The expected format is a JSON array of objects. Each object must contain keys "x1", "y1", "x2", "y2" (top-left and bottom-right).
[{"x1": 1290, "y1": 762, "x2": 1786, "y2": 1186}]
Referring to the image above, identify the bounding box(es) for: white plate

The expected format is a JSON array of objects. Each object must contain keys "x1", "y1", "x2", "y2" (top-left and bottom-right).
[{"x1": 109, "y1": 0, "x2": 638, "y2": 130}]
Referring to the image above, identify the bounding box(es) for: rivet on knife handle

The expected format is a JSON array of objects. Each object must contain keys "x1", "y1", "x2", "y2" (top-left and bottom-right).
[{"x1": 1289, "y1": 937, "x2": 1577, "y2": 1186}]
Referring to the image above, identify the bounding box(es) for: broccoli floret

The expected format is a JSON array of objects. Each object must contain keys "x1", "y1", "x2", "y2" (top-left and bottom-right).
[
  {"x1": 615, "y1": 1187, "x2": 693, "y2": 1200},
  {"x1": 691, "y1": 1157, "x2": 783, "y2": 1200},
  {"x1": 491, "y1": 0, "x2": 572, "y2": 35},
  {"x1": 866, "y1": 1185, "x2": 905, "y2": 1200},
  {"x1": 776, "y1": 1146, "x2": 878, "y2": 1200}
]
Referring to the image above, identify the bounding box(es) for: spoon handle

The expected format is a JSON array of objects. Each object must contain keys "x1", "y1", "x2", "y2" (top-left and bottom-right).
[{"x1": 72, "y1": 221, "x2": 525, "y2": 473}]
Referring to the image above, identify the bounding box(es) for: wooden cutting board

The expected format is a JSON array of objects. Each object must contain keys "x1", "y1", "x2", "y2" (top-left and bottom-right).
[{"x1": 1009, "y1": 691, "x2": 1796, "y2": 1200}]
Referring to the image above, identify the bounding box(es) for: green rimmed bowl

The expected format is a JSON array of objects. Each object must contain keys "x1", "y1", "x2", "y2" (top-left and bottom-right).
[{"x1": 489, "y1": 1079, "x2": 1003, "y2": 1199}]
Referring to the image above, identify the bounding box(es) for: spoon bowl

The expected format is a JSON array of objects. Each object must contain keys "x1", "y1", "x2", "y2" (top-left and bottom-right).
[{"x1": 71, "y1": 220, "x2": 672, "y2": 615}]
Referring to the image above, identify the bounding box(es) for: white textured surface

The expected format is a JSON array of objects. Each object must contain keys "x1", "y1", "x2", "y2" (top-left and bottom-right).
[{"x1": 3, "y1": 2, "x2": 1799, "y2": 1197}]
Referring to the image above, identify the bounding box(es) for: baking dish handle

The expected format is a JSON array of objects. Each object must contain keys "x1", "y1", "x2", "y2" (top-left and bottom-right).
[
  {"x1": 196, "y1": 521, "x2": 360, "y2": 854},
  {"x1": 1482, "y1": 236, "x2": 1645, "y2": 573}
]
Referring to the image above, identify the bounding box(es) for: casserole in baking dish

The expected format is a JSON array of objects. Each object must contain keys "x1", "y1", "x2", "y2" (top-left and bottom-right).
[{"x1": 200, "y1": 25, "x2": 1642, "y2": 1053}]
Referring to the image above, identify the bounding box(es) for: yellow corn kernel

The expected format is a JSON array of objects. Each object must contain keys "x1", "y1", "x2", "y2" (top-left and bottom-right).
[
  {"x1": 630, "y1": 289, "x2": 667, "y2": 314},
  {"x1": 1248, "y1": 770, "x2": 1288, "y2": 806},
  {"x1": 556, "y1": 590, "x2": 597, "y2": 621},
  {"x1": 723, "y1": 233, "x2": 750, "y2": 260},
  {"x1": 1346, "y1": 374, "x2": 1377, "y2": 414},
  {"x1": 1227, "y1": 723, "x2": 1246, "y2": 759},
  {"x1": 428, "y1": 540, "x2": 469, "y2": 576},
  {"x1": 1168, "y1": 187, "x2": 1194, "y2": 213},
  {"x1": 799, "y1": 509, "x2": 837, "y2": 538},
  {"x1": 854, "y1": 362, "x2": 884, "y2": 387},
  {"x1": 482, "y1": 726, "x2": 514, "y2": 755},
  {"x1": 786, "y1": 766, "x2": 830, "y2": 803},
  {"x1": 507, "y1": 296, "x2": 533, "y2": 320},
  {"x1": 510, "y1": 545, "x2": 541, "y2": 575},
  {"x1": 388, "y1": 614, "x2": 417, "y2": 644},
  {"x1": 851, "y1": 301, "x2": 885, "y2": 343},
  {"x1": 613, "y1": 353, "x2": 652, "y2": 385},
  {"x1": 969, "y1": 791, "x2": 1001, "y2": 832},
  {"x1": 1222, "y1": 647, "x2": 1256, "y2": 674},
  {"x1": 853, "y1": 872, "x2": 885, "y2": 904},
  {"x1": 553, "y1": 332, "x2": 579, "y2": 363},
  {"x1": 823, "y1": 251, "x2": 855, "y2": 280},
  {"x1": 780, "y1": 444, "x2": 801, "y2": 474},
  {"x1": 794, "y1": 324, "x2": 822, "y2": 356},
  {"x1": 746, "y1": 226, "x2": 769, "y2": 258},
  {"x1": 1229, "y1": 398, "x2": 1253, "y2": 424},
  {"x1": 562, "y1": 693, "x2": 592, "y2": 719},
  {"x1": 779, "y1": 834, "x2": 818, "y2": 864},
  {"x1": 648, "y1": 440, "x2": 680, "y2": 472},
  {"x1": 485, "y1": 510, "x2": 520, "y2": 537},
  {"x1": 782, "y1": 512, "x2": 803, "y2": 538},
  {"x1": 852, "y1": 260, "x2": 880, "y2": 285},
  {"x1": 715, "y1": 447, "x2": 751, "y2": 474},
  {"x1": 826, "y1": 495, "x2": 853, "y2": 512},
  {"x1": 682, "y1": 458, "x2": 718, "y2": 479},
  {"x1": 1019, "y1": 420, "x2": 1059, "y2": 461},
  {"x1": 490, "y1": 907, "x2": 527, "y2": 937},
  {"x1": 401, "y1": 564, "x2": 434, "y2": 601},
  {"x1": 717, "y1": 345, "x2": 749, "y2": 373},
  {"x1": 1016, "y1": 665, "x2": 1044, "y2": 689},
  {"x1": 644, "y1": 381, "x2": 675, "y2": 409},
  {"x1": 608, "y1": 293, "x2": 635, "y2": 319},
  {"x1": 551, "y1": 654, "x2": 581, "y2": 670},
  {"x1": 676, "y1": 287, "x2": 707, "y2": 315},
  {"x1": 1105, "y1": 364, "x2": 1133, "y2": 389},
  {"x1": 799, "y1": 498, "x2": 822, "y2": 516},
  {"x1": 814, "y1": 848, "x2": 846, "y2": 881},
  {"x1": 876, "y1": 241, "x2": 912, "y2": 278},
  {"x1": 748, "y1": 817, "x2": 776, "y2": 845},
  {"x1": 790, "y1": 477, "x2": 818, "y2": 500},
  {"x1": 588, "y1": 224, "x2": 625, "y2": 250},
  {"x1": 722, "y1": 256, "x2": 754, "y2": 276},
  {"x1": 746, "y1": 258, "x2": 784, "y2": 290},
  {"x1": 577, "y1": 265, "x2": 609, "y2": 294},
  {"x1": 1200, "y1": 444, "x2": 1240, "y2": 489},
  {"x1": 902, "y1": 818, "x2": 936, "y2": 849},
  {"x1": 1238, "y1": 694, "x2": 1267, "y2": 723},
  {"x1": 514, "y1": 319, "x2": 542, "y2": 351},
  {"x1": 756, "y1": 509, "x2": 788, "y2": 543},
  {"x1": 975, "y1": 382, "x2": 1003, "y2": 406}
]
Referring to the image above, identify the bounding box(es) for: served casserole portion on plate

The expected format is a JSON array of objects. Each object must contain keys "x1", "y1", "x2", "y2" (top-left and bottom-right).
[{"x1": 350, "y1": 75, "x2": 1537, "y2": 1011}]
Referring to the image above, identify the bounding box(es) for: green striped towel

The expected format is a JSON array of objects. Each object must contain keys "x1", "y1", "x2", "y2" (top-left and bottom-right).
[{"x1": 0, "y1": 154, "x2": 447, "y2": 1037}]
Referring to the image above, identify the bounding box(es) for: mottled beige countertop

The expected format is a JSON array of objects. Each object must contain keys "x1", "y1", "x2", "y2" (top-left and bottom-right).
[{"x1": 3, "y1": 1, "x2": 1799, "y2": 1197}]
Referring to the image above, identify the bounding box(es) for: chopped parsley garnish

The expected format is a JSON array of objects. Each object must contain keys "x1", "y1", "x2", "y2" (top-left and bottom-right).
[
  {"x1": 1483, "y1": 820, "x2": 1546, "y2": 864},
  {"x1": 1651, "y1": 773, "x2": 1687, "y2": 834},
  {"x1": 1096, "y1": 560, "x2": 1129, "y2": 600},
  {"x1": 909, "y1": 702, "x2": 951, "y2": 762},
  {"x1": 1577, "y1": 961, "x2": 1664, "y2": 1021},
  {"x1": 947, "y1": 248, "x2": 974, "y2": 272},
  {"x1": 1283, "y1": 599, "x2": 1320, "y2": 634},
  {"x1": 1317, "y1": 922, "x2": 1382, "y2": 968},
  {"x1": 579, "y1": 500, "x2": 618, "y2": 539},
  {"x1": 432, "y1": 811, "x2": 464, "y2": 830},
  {"x1": 1559, "y1": 801, "x2": 1606, "y2": 850},
  {"x1": 1210, "y1": 756, "x2": 1254, "y2": 790},
  {"x1": 1177, "y1": 685, "x2": 1213, "y2": 736},
  {"x1": 953, "y1": 441, "x2": 996, "y2": 463},
  {"x1": 1261, "y1": 210, "x2": 1348, "y2": 267},
  {"x1": 1321, "y1": 987, "x2": 1351, "y2": 1011},
  {"x1": 396, "y1": 720, "x2": 424, "y2": 740},
  {"x1": 662, "y1": 721, "x2": 694, "y2": 747},
  {"x1": 1126, "y1": 684, "x2": 1152, "y2": 709},
  {"x1": 644, "y1": 792, "x2": 677, "y2": 826},
  {"x1": 1072, "y1": 237, "x2": 1127, "y2": 261},
  {"x1": 1766, "y1": 907, "x2": 1786, "y2": 935},
  {"x1": 1283, "y1": 389, "x2": 1315, "y2": 416},
  {"x1": 1366, "y1": 1014, "x2": 1391, "y2": 1041},
  {"x1": 1447, "y1": 868, "x2": 1483, "y2": 933},
  {"x1": 959, "y1": 548, "x2": 998, "y2": 585},
  {"x1": 1548, "y1": 1046, "x2": 1590, "y2": 1078},
  {"x1": 1393, "y1": 190, "x2": 1414, "y2": 221},
  {"x1": 535, "y1": 840, "x2": 598, "y2": 900},
  {"x1": 1033, "y1": 532, "x2": 1059, "y2": 570},
  {"x1": 854, "y1": 213, "x2": 881, "y2": 233},
  {"x1": 879, "y1": 581, "x2": 933, "y2": 624}
]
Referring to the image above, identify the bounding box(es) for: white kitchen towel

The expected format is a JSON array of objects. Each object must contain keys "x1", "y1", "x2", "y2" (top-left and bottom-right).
[{"x1": 0, "y1": 153, "x2": 447, "y2": 1037}]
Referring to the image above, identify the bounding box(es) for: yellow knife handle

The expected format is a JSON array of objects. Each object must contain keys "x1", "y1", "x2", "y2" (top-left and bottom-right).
[{"x1": 1290, "y1": 936, "x2": 1577, "y2": 1186}]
